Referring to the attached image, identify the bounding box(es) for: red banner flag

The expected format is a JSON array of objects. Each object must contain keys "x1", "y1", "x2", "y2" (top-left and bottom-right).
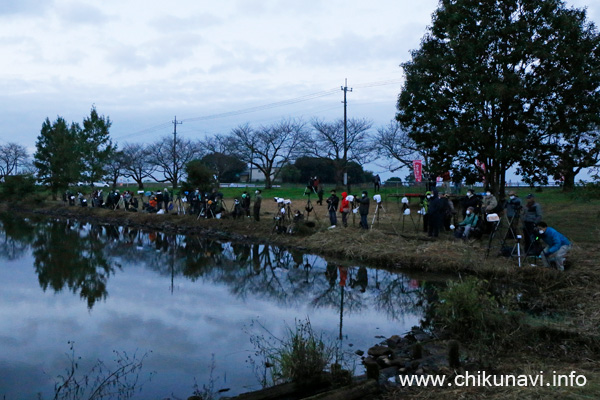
[{"x1": 413, "y1": 160, "x2": 422, "y2": 183}]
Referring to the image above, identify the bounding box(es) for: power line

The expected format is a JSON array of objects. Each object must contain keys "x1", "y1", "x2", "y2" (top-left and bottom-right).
[{"x1": 113, "y1": 79, "x2": 403, "y2": 141}]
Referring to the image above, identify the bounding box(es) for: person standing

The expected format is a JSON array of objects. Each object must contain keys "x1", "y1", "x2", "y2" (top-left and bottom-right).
[
  {"x1": 163, "y1": 188, "x2": 170, "y2": 213},
  {"x1": 462, "y1": 189, "x2": 481, "y2": 217},
  {"x1": 373, "y1": 174, "x2": 381, "y2": 192},
  {"x1": 241, "y1": 191, "x2": 251, "y2": 217},
  {"x1": 427, "y1": 191, "x2": 444, "y2": 238},
  {"x1": 420, "y1": 191, "x2": 432, "y2": 232},
  {"x1": 523, "y1": 194, "x2": 543, "y2": 252},
  {"x1": 505, "y1": 191, "x2": 522, "y2": 238},
  {"x1": 358, "y1": 190, "x2": 370, "y2": 229},
  {"x1": 253, "y1": 189, "x2": 262, "y2": 221},
  {"x1": 340, "y1": 191, "x2": 351, "y2": 228},
  {"x1": 482, "y1": 189, "x2": 498, "y2": 233},
  {"x1": 317, "y1": 181, "x2": 324, "y2": 206},
  {"x1": 537, "y1": 222, "x2": 571, "y2": 271},
  {"x1": 326, "y1": 189, "x2": 339, "y2": 227},
  {"x1": 441, "y1": 192, "x2": 455, "y2": 231}
]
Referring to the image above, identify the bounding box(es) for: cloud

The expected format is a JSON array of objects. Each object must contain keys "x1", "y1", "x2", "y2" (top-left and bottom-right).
[
  {"x1": 0, "y1": 0, "x2": 53, "y2": 17},
  {"x1": 104, "y1": 32, "x2": 204, "y2": 71},
  {"x1": 55, "y1": 2, "x2": 110, "y2": 26},
  {"x1": 282, "y1": 28, "x2": 425, "y2": 69},
  {"x1": 151, "y1": 13, "x2": 224, "y2": 33}
]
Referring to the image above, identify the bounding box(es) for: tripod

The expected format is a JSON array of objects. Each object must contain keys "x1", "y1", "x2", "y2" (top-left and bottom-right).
[
  {"x1": 485, "y1": 215, "x2": 503, "y2": 257},
  {"x1": 401, "y1": 204, "x2": 417, "y2": 232},
  {"x1": 176, "y1": 197, "x2": 187, "y2": 215},
  {"x1": 304, "y1": 193, "x2": 318, "y2": 221},
  {"x1": 511, "y1": 235, "x2": 523, "y2": 267},
  {"x1": 371, "y1": 201, "x2": 386, "y2": 229}
]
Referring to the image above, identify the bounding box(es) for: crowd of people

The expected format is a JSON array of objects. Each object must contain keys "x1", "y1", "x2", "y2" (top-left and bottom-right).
[
  {"x1": 62, "y1": 183, "x2": 570, "y2": 271},
  {"x1": 417, "y1": 189, "x2": 570, "y2": 271}
]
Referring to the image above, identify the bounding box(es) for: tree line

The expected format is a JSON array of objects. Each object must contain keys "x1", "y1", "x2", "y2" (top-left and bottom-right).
[{"x1": 22, "y1": 109, "x2": 406, "y2": 196}]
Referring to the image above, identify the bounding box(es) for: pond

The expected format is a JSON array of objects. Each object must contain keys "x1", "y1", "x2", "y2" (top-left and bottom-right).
[{"x1": 0, "y1": 214, "x2": 437, "y2": 399}]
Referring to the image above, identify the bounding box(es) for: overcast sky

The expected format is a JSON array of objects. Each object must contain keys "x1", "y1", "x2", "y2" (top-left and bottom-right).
[{"x1": 1, "y1": 0, "x2": 599, "y2": 177}]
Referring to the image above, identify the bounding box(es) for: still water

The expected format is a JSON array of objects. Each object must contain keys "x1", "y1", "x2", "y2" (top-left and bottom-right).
[{"x1": 0, "y1": 214, "x2": 434, "y2": 399}]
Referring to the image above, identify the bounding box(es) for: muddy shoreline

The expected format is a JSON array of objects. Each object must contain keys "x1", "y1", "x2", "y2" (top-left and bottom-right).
[{"x1": 6, "y1": 201, "x2": 517, "y2": 274}]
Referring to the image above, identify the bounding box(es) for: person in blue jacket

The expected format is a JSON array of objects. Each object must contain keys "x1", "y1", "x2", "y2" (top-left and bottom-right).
[{"x1": 537, "y1": 221, "x2": 571, "y2": 271}]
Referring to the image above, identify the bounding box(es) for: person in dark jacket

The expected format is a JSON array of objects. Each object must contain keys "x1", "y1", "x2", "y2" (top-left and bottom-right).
[
  {"x1": 326, "y1": 190, "x2": 339, "y2": 227},
  {"x1": 427, "y1": 191, "x2": 444, "y2": 237},
  {"x1": 523, "y1": 194, "x2": 543, "y2": 252},
  {"x1": 505, "y1": 191, "x2": 522, "y2": 238},
  {"x1": 358, "y1": 190, "x2": 370, "y2": 229},
  {"x1": 253, "y1": 190, "x2": 262, "y2": 221},
  {"x1": 462, "y1": 189, "x2": 481, "y2": 218},
  {"x1": 241, "y1": 191, "x2": 251, "y2": 217}
]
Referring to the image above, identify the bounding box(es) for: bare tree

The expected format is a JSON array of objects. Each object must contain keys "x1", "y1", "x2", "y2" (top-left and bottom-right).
[
  {"x1": 120, "y1": 143, "x2": 156, "y2": 190},
  {"x1": 372, "y1": 120, "x2": 423, "y2": 172},
  {"x1": 149, "y1": 136, "x2": 202, "y2": 188},
  {"x1": 0, "y1": 142, "x2": 28, "y2": 178},
  {"x1": 228, "y1": 119, "x2": 308, "y2": 189},
  {"x1": 310, "y1": 118, "x2": 373, "y2": 185},
  {"x1": 105, "y1": 150, "x2": 126, "y2": 189}
]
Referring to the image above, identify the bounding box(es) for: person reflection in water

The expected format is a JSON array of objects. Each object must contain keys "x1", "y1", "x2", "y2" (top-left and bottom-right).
[
  {"x1": 351, "y1": 266, "x2": 368, "y2": 293},
  {"x1": 338, "y1": 266, "x2": 348, "y2": 287},
  {"x1": 325, "y1": 263, "x2": 338, "y2": 287}
]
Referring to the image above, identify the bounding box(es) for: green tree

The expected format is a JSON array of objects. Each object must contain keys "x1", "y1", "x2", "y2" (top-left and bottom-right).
[
  {"x1": 397, "y1": 0, "x2": 600, "y2": 195},
  {"x1": 517, "y1": 6, "x2": 600, "y2": 191},
  {"x1": 34, "y1": 117, "x2": 82, "y2": 199},
  {"x1": 200, "y1": 152, "x2": 246, "y2": 183},
  {"x1": 185, "y1": 159, "x2": 214, "y2": 191},
  {"x1": 81, "y1": 106, "x2": 115, "y2": 186},
  {"x1": 293, "y1": 156, "x2": 336, "y2": 184}
]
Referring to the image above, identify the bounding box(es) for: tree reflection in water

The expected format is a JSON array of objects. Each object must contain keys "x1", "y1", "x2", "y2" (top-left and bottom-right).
[
  {"x1": 2, "y1": 216, "x2": 437, "y2": 325},
  {"x1": 0, "y1": 213, "x2": 37, "y2": 260},
  {"x1": 32, "y1": 219, "x2": 116, "y2": 309}
]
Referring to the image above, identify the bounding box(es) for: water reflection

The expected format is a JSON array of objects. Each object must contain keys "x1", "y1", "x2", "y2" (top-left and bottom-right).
[
  {"x1": 0, "y1": 214, "x2": 436, "y2": 322},
  {"x1": 0, "y1": 214, "x2": 36, "y2": 261},
  {"x1": 0, "y1": 214, "x2": 438, "y2": 398},
  {"x1": 32, "y1": 220, "x2": 117, "y2": 309}
]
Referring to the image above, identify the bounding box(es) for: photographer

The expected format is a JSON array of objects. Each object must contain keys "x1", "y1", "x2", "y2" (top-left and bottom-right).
[
  {"x1": 462, "y1": 189, "x2": 481, "y2": 217},
  {"x1": 163, "y1": 188, "x2": 170, "y2": 213},
  {"x1": 358, "y1": 190, "x2": 370, "y2": 229},
  {"x1": 241, "y1": 191, "x2": 251, "y2": 217},
  {"x1": 454, "y1": 206, "x2": 479, "y2": 240},
  {"x1": 340, "y1": 191, "x2": 351, "y2": 228},
  {"x1": 505, "y1": 191, "x2": 522, "y2": 237},
  {"x1": 537, "y1": 221, "x2": 571, "y2": 271},
  {"x1": 326, "y1": 189, "x2": 339, "y2": 228},
  {"x1": 523, "y1": 194, "x2": 543, "y2": 252},
  {"x1": 419, "y1": 191, "x2": 432, "y2": 233},
  {"x1": 253, "y1": 189, "x2": 262, "y2": 221},
  {"x1": 232, "y1": 198, "x2": 242, "y2": 219},
  {"x1": 427, "y1": 190, "x2": 444, "y2": 238},
  {"x1": 482, "y1": 189, "x2": 498, "y2": 233}
]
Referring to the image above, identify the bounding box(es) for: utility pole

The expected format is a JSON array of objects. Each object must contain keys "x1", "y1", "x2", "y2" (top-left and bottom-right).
[
  {"x1": 172, "y1": 116, "x2": 182, "y2": 188},
  {"x1": 341, "y1": 79, "x2": 353, "y2": 191}
]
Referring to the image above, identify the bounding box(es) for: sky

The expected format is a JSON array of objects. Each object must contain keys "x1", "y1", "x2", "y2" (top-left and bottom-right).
[{"x1": 1, "y1": 0, "x2": 599, "y2": 179}]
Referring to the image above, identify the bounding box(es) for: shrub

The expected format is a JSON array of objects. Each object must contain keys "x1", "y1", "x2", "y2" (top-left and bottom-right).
[
  {"x1": 247, "y1": 318, "x2": 337, "y2": 388},
  {"x1": 435, "y1": 277, "x2": 521, "y2": 357}
]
